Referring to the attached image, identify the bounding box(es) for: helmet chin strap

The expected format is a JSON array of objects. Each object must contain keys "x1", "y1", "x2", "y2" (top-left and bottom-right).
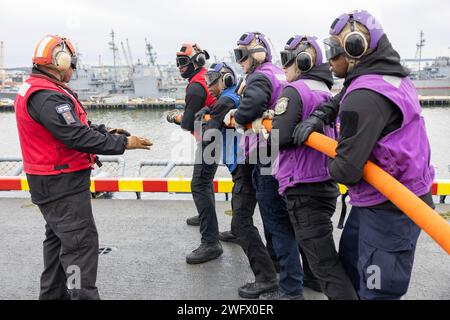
[
  {"x1": 294, "y1": 63, "x2": 302, "y2": 78},
  {"x1": 247, "y1": 56, "x2": 260, "y2": 74},
  {"x1": 218, "y1": 78, "x2": 225, "y2": 92},
  {"x1": 346, "y1": 57, "x2": 358, "y2": 74}
]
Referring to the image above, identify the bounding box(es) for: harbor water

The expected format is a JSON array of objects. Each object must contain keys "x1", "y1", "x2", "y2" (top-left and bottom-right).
[{"x1": 1, "y1": 107, "x2": 449, "y2": 180}]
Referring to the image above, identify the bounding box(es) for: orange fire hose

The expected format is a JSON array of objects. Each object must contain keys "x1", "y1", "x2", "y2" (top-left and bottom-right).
[{"x1": 204, "y1": 115, "x2": 450, "y2": 254}]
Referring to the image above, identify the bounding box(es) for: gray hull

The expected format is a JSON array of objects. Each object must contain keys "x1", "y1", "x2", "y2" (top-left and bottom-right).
[{"x1": 413, "y1": 79, "x2": 450, "y2": 96}]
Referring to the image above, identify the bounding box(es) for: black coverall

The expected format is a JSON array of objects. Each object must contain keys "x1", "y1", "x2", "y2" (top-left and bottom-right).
[
  {"x1": 231, "y1": 74, "x2": 292, "y2": 282},
  {"x1": 204, "y1": 93, "x2": 277, "y2": 283},
  {"x1": 26, "y1": 69, "x2": 127, "y2": 300}
]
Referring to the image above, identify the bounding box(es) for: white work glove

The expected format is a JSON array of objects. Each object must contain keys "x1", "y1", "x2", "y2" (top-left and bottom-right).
[
  {"x1": 235, "y1": 122, "x2": 246, "y2": 135},
  {"x1": 223, "y1": 109, "x2": 235, "y2": 127},
  {"x1": 262, "y1": 109, "x2": 275, "y2": 120},
  {"x1": 224, "y1": 109, "x2": 246, "y2": 134},
  {"x1": 251, "y1": 110, "x2": 274, "y2": 139}
]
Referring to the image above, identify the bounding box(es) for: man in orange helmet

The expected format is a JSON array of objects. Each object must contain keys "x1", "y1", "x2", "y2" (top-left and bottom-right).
[{"x1": 15, "y1": 35, "x2": 152, "y2": 300}]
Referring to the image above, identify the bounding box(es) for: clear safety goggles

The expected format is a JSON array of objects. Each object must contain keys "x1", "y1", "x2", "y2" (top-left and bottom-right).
[{"x1": 323, "y1": 38, "x2": 345, "y2": 61}]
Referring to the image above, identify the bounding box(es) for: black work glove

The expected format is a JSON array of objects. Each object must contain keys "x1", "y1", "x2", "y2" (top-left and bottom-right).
[
  {"x1": 292, "y1": 113, "x2": 325, "y2": 146},
  {"x1": 194, "y1": 106, "x2": 210, "y2": 123}
]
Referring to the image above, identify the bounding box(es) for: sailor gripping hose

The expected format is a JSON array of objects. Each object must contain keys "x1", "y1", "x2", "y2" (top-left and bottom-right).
[{"x1": 203, "y1": 114, "x2": 450, "y2": 255}]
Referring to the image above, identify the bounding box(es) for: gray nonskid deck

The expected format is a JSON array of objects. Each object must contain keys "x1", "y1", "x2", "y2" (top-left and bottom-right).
[{"x1": 0, "y1": 198, "x2": 448, "y2": 300}]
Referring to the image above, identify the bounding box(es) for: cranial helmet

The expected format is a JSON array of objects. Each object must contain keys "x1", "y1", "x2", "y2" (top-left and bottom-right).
[
  {"x1": 280, "y1": 35, "x2": 323, "y2": 73},
  {"x1": 324, "y1": 10, "x2": 385, "y2": 60},
  {"x1": 234, "y1": 32, "x2": 273, "y2": 64}
]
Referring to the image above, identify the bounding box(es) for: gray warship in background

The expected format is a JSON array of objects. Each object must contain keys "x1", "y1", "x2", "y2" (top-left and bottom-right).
[
  {"x1": 332, "y1": 32, "x2": 450, "y2": 97},
  {"x1": 69, "y1": 30, "x2": 186, "y2": 103},
  {"x1": 403, "y1": 31, "x2": 450, "y2": 97},
  {"x1": 69, "y1": 31, "x2": 243, "y2": 103},
  {"x1": 1, "y1": 31, "x2": 449, "y2": 105}
]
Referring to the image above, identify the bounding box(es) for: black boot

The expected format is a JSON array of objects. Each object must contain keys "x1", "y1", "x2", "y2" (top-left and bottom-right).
[
  {"x1": 259, "y1": 289, "x2": 305, "y2": 300},
  {"x1": 186, "y1": 215, "x2": 200, "y2": 226},
  {"x1": 218, "y1": 231, "x2": 239, "y2": 244},
  {"x1": 238, "y1": 280, "x2": 279, "y2": 299},
  {"x1": 186, "y1": 243, "x2": 223, "y2": 264}
]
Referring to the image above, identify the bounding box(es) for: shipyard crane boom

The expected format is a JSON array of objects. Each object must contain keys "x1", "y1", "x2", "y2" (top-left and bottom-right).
[
  {"x1": 126, "y1": 38, "x2": 134, "y2": 67},
  {"x1": 121, "y1": 41, "x2": 134, "y2": 82},
  {"x1": 121, "y1": 41, "x2": 131, "y2": 68}
]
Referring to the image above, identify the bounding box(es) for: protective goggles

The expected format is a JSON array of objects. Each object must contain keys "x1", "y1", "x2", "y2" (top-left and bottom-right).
[
  {"x1": 176, "y1": 55, "x2": 191, "y2": 67},
  {"x1": 70, "y1": 55, "x2": 78, "y2": 70},
  {"x1": 205, "y1": 63, "x2": 224, "y2": 86},
  {"x1": 280, "y1": 43, "x2": 308, "y2": 68},
  {"x1": 234, "y1": 48, "x2": 249, "y2": 63},
  {"x1": 323, "y1": 37, "x2": 345, "y2": 61},
  {"x1": 233, "y1": 47, "x2": 265, "y2": 63},
  {"x1": 205, "y1": 72, "x2": 221, "y2": 87}
]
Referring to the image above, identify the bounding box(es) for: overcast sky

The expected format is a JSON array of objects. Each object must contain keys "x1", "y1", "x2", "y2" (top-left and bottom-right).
[{"x1": 1, "y1": 0, "x2": 450, "y2": 68}]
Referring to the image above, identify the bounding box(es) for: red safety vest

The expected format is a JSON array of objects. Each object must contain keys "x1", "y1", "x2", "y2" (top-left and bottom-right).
[
  {"x1": 15, "y1": 74, "x2": 96, "y2": 175},
  {"x1": 187, "y1": 68, "x2": 217, "y2": 141},
  {"x1": 189, "y1": 68, "x2": 216, "y2": 108}
]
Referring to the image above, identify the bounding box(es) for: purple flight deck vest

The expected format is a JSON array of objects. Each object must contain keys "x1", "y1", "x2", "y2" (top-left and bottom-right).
[
  {"x1": 241, "y1": 62, "x2": 286, "y2": 157},
  {"x1": 341, "y1": 74, "x2": 435, "y2": 207},
  {"x1": 274, "y1": 79, "x2": 335, "y2": 195}
]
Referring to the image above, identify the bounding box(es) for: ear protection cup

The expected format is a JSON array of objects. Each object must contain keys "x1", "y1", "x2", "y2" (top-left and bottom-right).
[
  {"x1": 296, "y1": 51, "x2": 314, "y2": 72},
  {"x1": 33, "y1": 36, "x2": 76, "y2": 69},
  {"x1": 192, "y1": 44, "x2": 208, "y2": 67},
  {"x1": 342, "y1": 19, "x2": 369, "y2": 59},
  {"x1": 222, "y1": 72, "x2": 235, "y2": 88},
  {"x1": 343, "y1": 32, "x2": 368, "y2": 58},
  {"x1": 251, "y1": 45, "x2": 267, "y2": 63},
  {"x1": 54, "y1": 50, "x2": 72, "y2": 71},
  {"x1": 195, "y1": 53, "x2": 206, "y2": 67}
]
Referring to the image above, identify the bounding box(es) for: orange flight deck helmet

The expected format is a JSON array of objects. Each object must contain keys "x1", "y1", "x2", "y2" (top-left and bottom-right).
[{"x1": 32, "y1": 35, "x2": 78, "y2": 71}]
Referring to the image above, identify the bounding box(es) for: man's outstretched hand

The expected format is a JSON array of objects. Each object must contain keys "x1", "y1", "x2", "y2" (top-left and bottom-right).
[{"x1": 126, "y1": 136, "x2": 153, "y2": 150}]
